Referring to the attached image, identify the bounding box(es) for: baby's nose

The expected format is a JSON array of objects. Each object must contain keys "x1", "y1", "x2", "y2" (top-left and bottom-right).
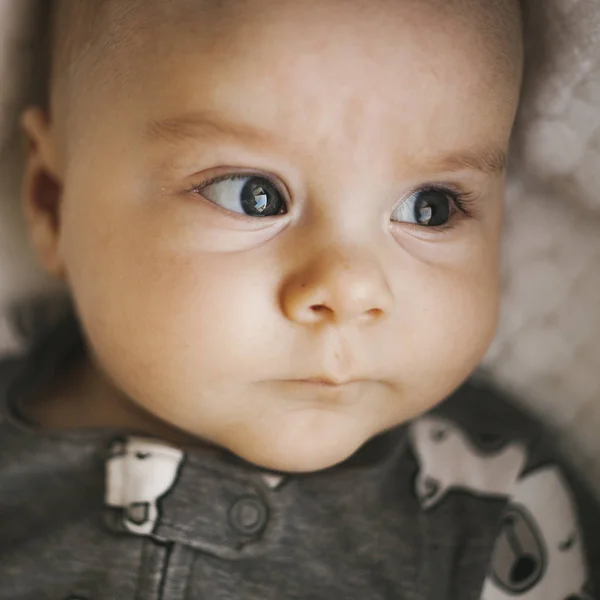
[{"x1": 280, "y1": 250, "x2": 394, "y2": 326}]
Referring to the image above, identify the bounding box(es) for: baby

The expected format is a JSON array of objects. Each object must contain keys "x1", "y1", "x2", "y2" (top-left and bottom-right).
[{"x1": 0, "y1": 0, "x2": 598, "y2": 598}]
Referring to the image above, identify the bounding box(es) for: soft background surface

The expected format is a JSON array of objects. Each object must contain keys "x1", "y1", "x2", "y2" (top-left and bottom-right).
[{"x1": 1, "y1": 0, "x2": 599, "y2": 491}]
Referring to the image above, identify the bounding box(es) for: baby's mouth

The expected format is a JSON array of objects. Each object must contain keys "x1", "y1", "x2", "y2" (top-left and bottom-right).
[
  {"x1": 287, "y1": 377, "x2": 366, "y2": 388},
  {"x1": 268, "y1": 378, "x2": 381, "y2": 405}
]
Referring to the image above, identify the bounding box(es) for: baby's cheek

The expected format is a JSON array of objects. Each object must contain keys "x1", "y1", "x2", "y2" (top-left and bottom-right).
[
  {"x1": 72, "y1": 232, "x2": 278, "y2": 410},
  {"x1": 397, "y1": 251, "x2": 500, "y2": 405}
]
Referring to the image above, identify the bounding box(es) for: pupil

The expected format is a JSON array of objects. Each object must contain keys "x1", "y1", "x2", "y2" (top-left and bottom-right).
[
  {"x1": 241, "y1": 177, "x2": 284, "y2": 217},
  {"x1": 415, "y1": 191, "x2": 450, "y2": 226}
]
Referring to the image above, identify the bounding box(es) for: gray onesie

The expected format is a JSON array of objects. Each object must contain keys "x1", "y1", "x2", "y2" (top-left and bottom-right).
[{"x1": 0, "y1": 314, "x2": 598, "y2": 599}]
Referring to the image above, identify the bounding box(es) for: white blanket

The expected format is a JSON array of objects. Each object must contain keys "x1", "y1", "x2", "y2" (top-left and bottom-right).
[{"x1": 1, "y1": 0, "x2": 599, "y2": 491}]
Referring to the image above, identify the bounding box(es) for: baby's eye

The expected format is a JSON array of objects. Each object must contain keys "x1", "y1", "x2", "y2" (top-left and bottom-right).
[
  {"x1": 391, "y1": 188, "x2": 455, "y2": 227},
  {"x1": 195, "y1": 174, "x2": 287, "y2": 217}
]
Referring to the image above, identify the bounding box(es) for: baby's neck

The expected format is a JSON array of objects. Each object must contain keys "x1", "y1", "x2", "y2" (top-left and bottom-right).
[{"x1": 23, "y1": 351, "x2": 201, "y2": 448}]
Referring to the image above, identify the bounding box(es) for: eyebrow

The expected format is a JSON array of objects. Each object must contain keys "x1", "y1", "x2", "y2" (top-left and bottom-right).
[
  {"x1": 427, "y1": 145, "x2": 507, "y2": 176},
  {"x1": 143, "y1": 112, "x2": 507, "y2": 176},
  {"x1": 143, "y1": 111, "x2": 275, "y2": 146}
]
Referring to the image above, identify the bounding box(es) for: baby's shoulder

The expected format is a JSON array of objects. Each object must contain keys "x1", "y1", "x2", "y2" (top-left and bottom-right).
[
  {"x1": 407, "y1": 376, "x2": 600, "y2": 597},
  {"x1": 428, "y1": 376, "x2": 545, "y2": 450},
  {"x1": 406, "y1": 377, "x2": 540, "y2": 511},
  {"x1": 407, "y1": 375, "x2": 585, "y2": 508}
]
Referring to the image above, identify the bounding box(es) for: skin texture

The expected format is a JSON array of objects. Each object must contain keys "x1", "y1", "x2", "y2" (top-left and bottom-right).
[{"x1": 21, "y1": 0, "x2": 523, "y2": 473}]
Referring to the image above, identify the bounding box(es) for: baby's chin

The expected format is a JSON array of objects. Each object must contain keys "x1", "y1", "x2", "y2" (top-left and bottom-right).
[
  {"x1": 217, "y1": 409, "x2": 380, "y2": 473},
  {"x1": 229, "y1": 438, "x2": 365, "y2": 474}
]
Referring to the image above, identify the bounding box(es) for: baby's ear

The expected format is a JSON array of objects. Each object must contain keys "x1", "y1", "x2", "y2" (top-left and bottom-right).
[{"x1": 20, "y1": 106, "x2": 66, "y2": 280}]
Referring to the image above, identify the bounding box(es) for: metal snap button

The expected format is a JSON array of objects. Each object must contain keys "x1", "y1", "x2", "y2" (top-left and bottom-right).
[{"x1": 229, "y1": 496, "x2": 268, "y2": 536}]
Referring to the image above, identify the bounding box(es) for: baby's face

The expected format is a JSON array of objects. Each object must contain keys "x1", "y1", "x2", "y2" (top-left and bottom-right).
[{"x1": 33, "y1": 0, "x2": 520, "y2": 471}]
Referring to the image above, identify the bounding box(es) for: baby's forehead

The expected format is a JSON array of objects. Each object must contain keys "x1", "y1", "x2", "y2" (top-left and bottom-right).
[
  {"x1": 51, "y1": 0, "x2": 522, "y2": 144},
  {"x1": 52, "y1": 0, "x2": 521, "y2": 77}
]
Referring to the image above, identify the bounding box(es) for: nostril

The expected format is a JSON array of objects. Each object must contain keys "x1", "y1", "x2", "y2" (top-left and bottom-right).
[
  {"x1": 310, "y1": 304, "x2": 332, "y2": 315},
  {"x1": 307, "y1": 304, "x2": 335, "y2": 323},
  {"x1": 355, "y1": 308, "x2": 387, "y2": 325}
]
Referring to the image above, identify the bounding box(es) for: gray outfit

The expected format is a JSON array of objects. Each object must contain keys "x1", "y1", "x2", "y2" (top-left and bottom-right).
[{"x1": 0, "y1": 314, "x2": 598, "y2": 600}]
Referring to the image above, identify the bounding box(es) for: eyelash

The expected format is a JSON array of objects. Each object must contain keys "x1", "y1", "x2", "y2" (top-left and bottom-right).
[
  {"x1": 408, "y1": 183, "x2": 479, "y2": 227},
  {"x1": 189, "y1": 173, "x2": 280, "y2": 194},
  {"x1": 188, "y1": 175, "x2": 478, "y2": 225}
]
